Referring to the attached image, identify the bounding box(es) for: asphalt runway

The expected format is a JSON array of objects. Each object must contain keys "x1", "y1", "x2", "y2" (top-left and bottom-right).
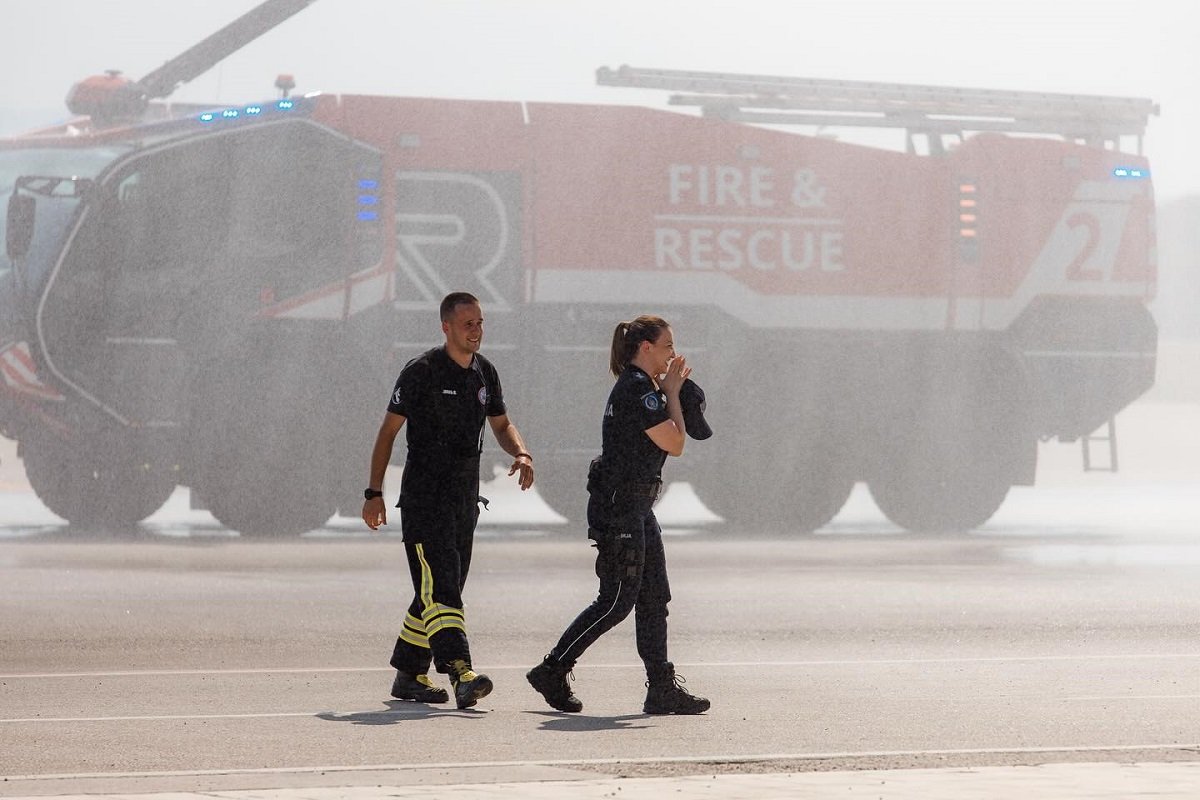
[{"x1": 5, "y1": 493, "x2": 1200, "y2": 794}]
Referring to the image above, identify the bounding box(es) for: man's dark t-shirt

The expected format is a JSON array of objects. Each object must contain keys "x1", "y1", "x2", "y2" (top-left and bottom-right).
[
  {"x1": 387, "y1": 347, "x2": 506, "y2": 470},
  {"x1": 598, "y1": 365, "x2": 670, "y2": 485}
]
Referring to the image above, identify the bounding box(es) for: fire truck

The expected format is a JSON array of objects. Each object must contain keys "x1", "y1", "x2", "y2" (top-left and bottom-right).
[{"x1": 0, "y1": 1, "x2": 1158, "y2": 536}]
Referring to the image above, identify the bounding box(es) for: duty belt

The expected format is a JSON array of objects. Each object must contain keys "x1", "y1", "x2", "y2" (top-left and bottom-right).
[{"x1": 613, "y1": 481, "x2": 662, "y2": 501}]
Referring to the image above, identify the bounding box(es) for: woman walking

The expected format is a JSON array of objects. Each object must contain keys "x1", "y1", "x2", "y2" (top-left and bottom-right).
[{"x1": 527, "y1": 315, "x2": 709, "y2": 715}]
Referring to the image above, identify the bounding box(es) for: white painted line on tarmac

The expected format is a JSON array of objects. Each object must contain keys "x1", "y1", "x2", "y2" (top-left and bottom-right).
[
  {"x1": 1, "y1": 709, "x2": 431, "y2": 724},
  {"x1": 6, "y1": 744, "x2": 1200, "y2": 783},
  {"x1": 0, "y1": 666, "x2": 390, "y2": 679},
  {"x1": 5, "y1": 653, "x2": 1200, "y2": 680},
  {"x1": 1065, "y1": 694, "x2": 1200, "y2": 701}
]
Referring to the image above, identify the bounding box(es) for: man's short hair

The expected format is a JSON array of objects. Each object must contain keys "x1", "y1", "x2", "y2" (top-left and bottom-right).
[{"x1": 440, "y1": 292, "x2": 480, "y2": 322}]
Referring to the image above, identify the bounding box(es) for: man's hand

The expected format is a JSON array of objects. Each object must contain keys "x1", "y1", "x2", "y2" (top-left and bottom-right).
[
  {"x1": 509, "y1": 454, "x2": 534, "y2": 491},
  {"x1": 363, "y1": 497, "x2": 387, "y2": 530}
]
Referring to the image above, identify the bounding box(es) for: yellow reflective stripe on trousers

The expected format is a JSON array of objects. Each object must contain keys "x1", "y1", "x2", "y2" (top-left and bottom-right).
[
  {"x1": 417, "y1": 543, "x2": 433, "y2": 607},
  {"x1": 399, "y1": 612, "x2": 429, "y2": 648},
  {"x1": 415, "y1": 544, "x2": 467, "y2": 636},
  {"x1": 422, "y1": 606, "x2": 466, "y2": 635}
]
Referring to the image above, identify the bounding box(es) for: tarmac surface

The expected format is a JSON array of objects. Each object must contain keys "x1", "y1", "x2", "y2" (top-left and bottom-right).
[{"x1": 6, "y1": 760, "x2": 1200, "y2": 799}]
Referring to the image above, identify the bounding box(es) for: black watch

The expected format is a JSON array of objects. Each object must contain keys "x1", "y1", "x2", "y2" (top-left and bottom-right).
[{"x1": 364, "y1": 488, "x2": 384, "y2": 500}]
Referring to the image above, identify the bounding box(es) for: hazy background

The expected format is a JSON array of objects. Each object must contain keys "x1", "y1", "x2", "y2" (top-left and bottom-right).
[{"x1": 0, "y1": 0, "x2": 1196, "y2": 342}]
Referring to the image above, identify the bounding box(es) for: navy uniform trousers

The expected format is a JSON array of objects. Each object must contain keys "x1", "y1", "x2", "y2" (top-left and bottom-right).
[
  {"x1": 546, "y1": 487, "x2": 672, "y2": 673},
  {"x1": 389, "y1": 461, "x2": 481, "y2": 676}
]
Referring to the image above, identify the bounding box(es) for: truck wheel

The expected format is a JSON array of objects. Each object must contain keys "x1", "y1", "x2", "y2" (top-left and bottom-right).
[
  {"x1": 867, "y1": 468, "x2": 1009, "y2": 534},
  {"x1": 194, "y1": 398, "x2": 338, "y2": 537},
  {"x1": 866, "y1": 361, "x2": 1032, "y2": 534},
  {"x1": 691, "y1": 463, "x2": 855, "y2": 533},
  {"x1": 197, "y1": 417, "x2": 337, "y2": 537},
  {"x1": 204, "y1": 478, "x2": 335, "y2": 537},
  {"x1": 22, "y1": 437, "x2": 176, "y2": 529},
  {"x1": 866, "y1": 401, "x2": 1015, "y2": 533},
  {"x1": 198, "y1": 422, "x2": 337, "y2": 537}
]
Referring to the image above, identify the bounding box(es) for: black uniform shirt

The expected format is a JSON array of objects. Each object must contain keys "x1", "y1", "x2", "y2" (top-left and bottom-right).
[
  {"x1": 600, "y1": 365, "x2": 671, "y2": 485},
  {"x1": 387, "y1": 347, "x2": 506, "y2": 467}
]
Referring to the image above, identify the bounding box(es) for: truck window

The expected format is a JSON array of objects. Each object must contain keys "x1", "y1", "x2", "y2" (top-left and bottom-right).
[{"x1": 224, "y1": 122, "x2": 361, "y2": 301}]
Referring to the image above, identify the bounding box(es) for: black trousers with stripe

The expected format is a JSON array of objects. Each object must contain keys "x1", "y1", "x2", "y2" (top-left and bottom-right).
[
  {"x1": 389, "y1": 463, "x2": 479, "y2": 676},
  {"x1": 545, "y1": 489, "x2": 672, "y2": 676}
]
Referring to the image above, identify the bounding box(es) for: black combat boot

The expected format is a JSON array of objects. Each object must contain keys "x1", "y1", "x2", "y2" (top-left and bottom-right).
[
  {"x1": 390, "y1": 671, "x2": 450, "y2": 704},
  {"x1": 643, "y1": 662, "x2": 710, "y2": 715},
  {"x1": 526, "y1": 655, "x2": 583, "y2": 712},
  {"x1": 449, "y1": 659, "x2": 493, "y2": 709}
]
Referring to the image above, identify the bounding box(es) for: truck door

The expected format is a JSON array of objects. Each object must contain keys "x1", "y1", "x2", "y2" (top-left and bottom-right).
[
  {"x1": 39, "y1": 120, "x2": 383, "y2": 431},
  {"x1": 40, "y1": 135, "x2": 231, "y2": 428}
]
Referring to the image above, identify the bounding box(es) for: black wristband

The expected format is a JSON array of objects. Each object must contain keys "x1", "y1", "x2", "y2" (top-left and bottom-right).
[{"x1": 364, "y1": 488, "x2": 384, "y2": 500}]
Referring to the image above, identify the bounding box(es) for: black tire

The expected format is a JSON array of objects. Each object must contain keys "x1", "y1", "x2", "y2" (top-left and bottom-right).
[
  {"x1": 191, "y1": 357, "x2": 339, "y2": 537},
  {"x1": 868, "y1": 468, "x2": 1010, "y2": 534},
  {"x1": 691, "y1": 461, "x2": 855, "y2": 533},
  {"x1": 204, "y1": 474, "x2": 335, "y2": 537},
  {"x1": 22, "y1": 436, "x2": 176, "y2": 529},
  {"x1": 197, "y1": 405, "x2": 338, "y2": 537},
  {"x1": 867, "y1": 388, "x2": 1018, "y2": 534}
]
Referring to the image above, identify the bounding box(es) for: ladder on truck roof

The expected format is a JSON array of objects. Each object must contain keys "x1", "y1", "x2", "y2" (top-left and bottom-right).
[{"x1": 596, "y1": 65, "x2": 1158, "y2": 152}]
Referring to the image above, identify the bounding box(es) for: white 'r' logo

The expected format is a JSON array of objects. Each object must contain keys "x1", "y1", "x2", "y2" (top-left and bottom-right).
[{"x1": 393, "y1": 172, "x2": 512, "y2": 311}]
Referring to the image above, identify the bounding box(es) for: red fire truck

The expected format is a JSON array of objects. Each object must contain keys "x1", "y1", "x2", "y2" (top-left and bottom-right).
[{"x1": 0, "y1": 2, "x2": 1158, "y2": 535}]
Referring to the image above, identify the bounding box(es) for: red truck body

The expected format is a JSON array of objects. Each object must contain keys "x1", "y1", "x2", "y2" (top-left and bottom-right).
[{"x1": 0, "y1": 71, "x2": 1158, "y2": 535}]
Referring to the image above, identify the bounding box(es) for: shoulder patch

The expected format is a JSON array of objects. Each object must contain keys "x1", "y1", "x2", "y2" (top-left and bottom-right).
[{"x1": 641, "y1": 391, "x2": 661, "y2": 412}]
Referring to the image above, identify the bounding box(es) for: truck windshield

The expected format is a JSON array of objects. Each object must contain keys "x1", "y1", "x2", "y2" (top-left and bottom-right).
[{"x1": 0, "y1": 146, "x2": 128, "y2": 262}]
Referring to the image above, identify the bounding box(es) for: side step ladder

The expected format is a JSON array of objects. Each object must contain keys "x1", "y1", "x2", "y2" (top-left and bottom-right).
[{"x1": 1082, "y1": 417, "x2": 1119, "y2": 472}]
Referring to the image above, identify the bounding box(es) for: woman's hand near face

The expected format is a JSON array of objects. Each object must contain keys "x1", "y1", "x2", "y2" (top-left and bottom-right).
[{"x1": 659, "y1": 355, "x2": 690, "y2": 396}]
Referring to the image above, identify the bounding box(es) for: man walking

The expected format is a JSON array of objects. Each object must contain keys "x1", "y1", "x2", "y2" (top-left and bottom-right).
[{"x1": 363, "y1": 292, "x2": 534, "y2": 708}]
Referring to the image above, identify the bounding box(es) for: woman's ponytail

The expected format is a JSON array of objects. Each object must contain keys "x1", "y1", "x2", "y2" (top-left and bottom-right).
[{"x1": 609, "y1": 316, "x2": 669, "y2": 377}]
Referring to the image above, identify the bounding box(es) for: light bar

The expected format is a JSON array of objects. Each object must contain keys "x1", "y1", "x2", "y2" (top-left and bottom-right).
[{"x1": 197, "y1": 98, "x2": 299, "y2": 124}]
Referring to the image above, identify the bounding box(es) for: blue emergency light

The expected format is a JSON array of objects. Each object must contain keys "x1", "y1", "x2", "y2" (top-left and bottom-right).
[{"x1": 198, "y1": 98, "x2": 298, "y2": 124}]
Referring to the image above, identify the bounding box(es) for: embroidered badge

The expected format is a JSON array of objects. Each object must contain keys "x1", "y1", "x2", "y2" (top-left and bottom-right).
[
  {"x1": 392, "y1": 387, "x2": 403, "y2": 405},
  {"x1": 478, "y1": 386, "x2": 488, "y2": 405},
  {"x1": 641, "y1": 391, "x2": 661, "y2": 411}
]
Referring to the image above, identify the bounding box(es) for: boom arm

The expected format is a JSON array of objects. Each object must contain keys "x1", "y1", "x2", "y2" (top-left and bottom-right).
[
  {"x1": 65, "y1": 0, "x2": 318, "y2": 123},
  {"x1": 135, "y1": 0, "x2": 319, "y2": 100}
]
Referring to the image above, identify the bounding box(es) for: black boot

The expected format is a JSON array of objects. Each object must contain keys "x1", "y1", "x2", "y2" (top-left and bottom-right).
[
  {"x1": 526, "y1": 655, "x2": 583, "y2": 712},
  {"x1": 391, "y1": 670, "x2": 450, "y2": 704},
  {"x1": 643, "y1": 663, "x2": 710, "y2": 715},
  {"x1": 449, "y1": 659, "x2": 493, "y2": 709}
]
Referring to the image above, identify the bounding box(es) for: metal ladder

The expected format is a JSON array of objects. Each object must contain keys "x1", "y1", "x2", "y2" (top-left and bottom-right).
[
  {"x1": 1082, "y1": 417, "x2": 1119, "y2": 472},
  {"x1": 595, "y1": 65, "x2": 1157, "y2": 149}
]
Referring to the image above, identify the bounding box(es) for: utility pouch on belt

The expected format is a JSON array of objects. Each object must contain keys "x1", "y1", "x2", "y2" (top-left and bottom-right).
[{"x1": 586, "y1": 456, "x2": 606, "y2": 494}]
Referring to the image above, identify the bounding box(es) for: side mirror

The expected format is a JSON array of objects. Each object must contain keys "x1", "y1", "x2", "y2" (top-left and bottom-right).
[{"x1": 6, "y1": 192, "x2": 36, "y2": 261}]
